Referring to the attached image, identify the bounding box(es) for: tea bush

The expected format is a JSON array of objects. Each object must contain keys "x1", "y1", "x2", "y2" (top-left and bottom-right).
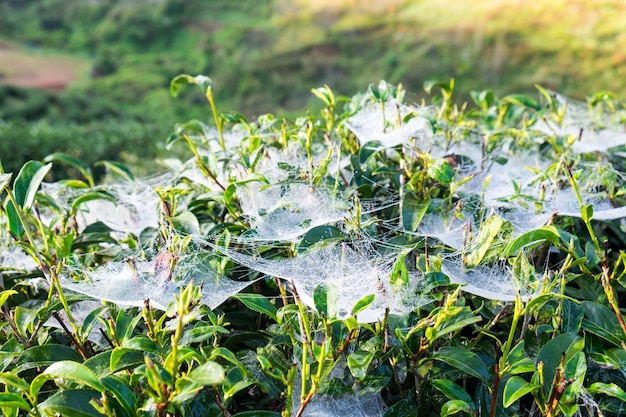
[{"x1": 1, "y1": 77, "x2": 625, "y2": 416}]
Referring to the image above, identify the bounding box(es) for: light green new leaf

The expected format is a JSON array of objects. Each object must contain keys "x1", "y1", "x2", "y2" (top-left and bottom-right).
[
  {"x1": 170, "y1": 74, "x2": 213, "y2": 97},
  {"x1": 352, "y1": 294, "x2": 375, "y2": 316},
  {"x1": 0, "y1": 290, "x2": 17, "y2": 309},
  {"x1": 465, "y1": 215, "x2": 510, "y2": 268},
  {"x1": 503, "y1": 376, "x2": 538, "y2": 407},
  {"x1": 13, "y1": 160, "x2": 52, "y2": 210},
  {"x1": 0, "y1": 393, "x2": 30, "y2": 412},
  {"x1": 186, "y1": 361, "x2": 225, "y2": 386},
  {"x1": 588, "y1": 382, "x2": 626, "y2": 402},
  {"x1": 441, "y1": 399, "x2": 474, "y2": 416}
]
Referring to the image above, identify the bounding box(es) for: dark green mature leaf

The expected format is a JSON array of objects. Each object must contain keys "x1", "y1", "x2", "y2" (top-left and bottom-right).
[
  {"x1": 536, "y1": 333, "x2": 583, "y2": 395},
  {"x1": 101, "y1": 376, "x2": 138, "y2": 417},
  {"x1": 16, "y1": 344, "x2": 83, "y2": 372},
  {"x1": 70, "y1": 190, "x2": 116, "y2": 214},
  {"x1": 562, "y1": 299, "x2": 584, "y2": 333},
  {"x1": 44, "y1": 152, "x2": 93, "y2": 185},
  {"x1": 83, "y1": 351, "x2": 113, "y2": 377},
  {"x1": 431, "y1": 379, "x2": 474, "y2": 405},
  {"x1": 95, "y1": 160, "x2": 134, "y2": 181},
  {"x1": 359, "y1": 141, "x2": 383, "y2": 165},
  {"x1": 42, "y1": 360, "x2": 105, "y2": 391},
  {"x1": 581, "y1": 301, "x2": 625, "y2": 345},
  {"x1": 382, "y1": 394, "x2": 419, "y2": 417},
  {"x1": 298, "y1": 225, "x2": 344, "y2": 253},
  {"x1": 233, "y1": 293, "x2": 278, "y2": 321},
  {"x1": 504, "y1": 226, "x2": 561, "y2": 256},
  {"x1": 432, "y1": 346, "x2": 490, "y2": 382},
  {"x1": 39, "y1": 389, "x2": 103, "y2": 417}
]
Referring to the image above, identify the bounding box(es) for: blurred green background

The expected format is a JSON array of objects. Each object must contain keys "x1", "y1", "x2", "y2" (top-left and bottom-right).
[{"x1": 1, "y1": 0, "x2": 625, "y2": 177}]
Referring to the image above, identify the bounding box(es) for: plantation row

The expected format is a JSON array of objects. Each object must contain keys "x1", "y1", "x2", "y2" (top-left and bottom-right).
[{"x1": 1, "y1": 77, "x2": 626, "y2": 416}]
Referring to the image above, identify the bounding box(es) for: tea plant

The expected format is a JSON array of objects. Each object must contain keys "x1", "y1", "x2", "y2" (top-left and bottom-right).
[{"x1": 1, "y1": 76, "x2": 626, "y2": 416}]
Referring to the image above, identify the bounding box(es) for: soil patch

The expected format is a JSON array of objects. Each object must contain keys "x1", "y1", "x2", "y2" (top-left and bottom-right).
[{"x1": 0, "y1": 45, "x2": 91, "y2": 91}]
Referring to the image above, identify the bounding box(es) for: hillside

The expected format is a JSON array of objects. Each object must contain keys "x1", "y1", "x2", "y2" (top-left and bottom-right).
[{"x1": 1, "y1": 0, "x2": 625, "y2": 175}]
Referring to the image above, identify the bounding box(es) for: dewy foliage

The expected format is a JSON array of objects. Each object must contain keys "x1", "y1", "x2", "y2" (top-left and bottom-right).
[{"x1": 1, "y1": 76, "x2": 626, "y2": 416}]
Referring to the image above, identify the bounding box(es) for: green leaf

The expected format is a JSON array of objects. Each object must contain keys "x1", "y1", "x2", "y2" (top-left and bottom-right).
[
  {"x1": 0, "y1": 372, "x2": 29, "y2": 393},
  {"x1": 441, "y1": 399, "x2": 473, "y2": 416},
  {"x1": 359, "y1": 141, "x2": 383, "y2": 165},
  {"x1": 110, "y1": 348, "x2": 145, "y2": 374},
  {"x1": 503, "y1": 376, "x2": 538, "y2": 407},
  {"x1": 185, "y1": 361, "x2": 225, "y2": 385},
  {"x1": 170, "y1": 74, "x2": 213, "y2": 97},
  {"x1": 313, "y1": 284, "x2": 337, "y2": 317},
  {"x1": 504, "y1": 226, "x2": 561, "y2": 256},
  {"x1": 428, "y1": 158, "x2": 454, "y2": 184},
  {"x1": 390, "y1": 252, "x2": 410, "y2": 287},
  {"x1": 13, "y1": 160, "x2": 52, "y2": 210},
  {"x1": 402, "y1": 193, "x2": 430, "y2": 232},
  {"x1": 536, "y1": 333, "x2": 583, "y2": 394},
  {"x1": 465, "y1": 215, "x2": 510, "y2": 268},
  {"x1": 232, "y1": 412, "x2": 281, "y2": 417},
  {"x1": 5, "y1": 200, "x2": 23, "y2": 237},
  {"x1": 101, "y1": 376, "x2": 137, "y2": 417},
  {"x1": 95, "y1": 160, "x2": 134, "y2": 181},
  {"x1": 171, "y1": 210, "x2": 200, "y2": 235},
  {"x1": 0, "y1": 393, "x2": 30, "y2": 412},
  {"x1": 347, "y1": 349, "x2": 375, "y2": 379},
  {"x1": 588, "y1": 382, "x2": 626, "y2": 402},
  {"x1": 0, "y1": 172, "x2": 12, "y2": 190},
  {"x1": 44, "y1": 153, "x2": 93, "y2": 185},
  {"x1": 232, "y1": 293, "x2": 277, "y2": 321},
  {"x1": 0, "y1": 290, "x2": 17, "y2": 309},
  {"x1": 298, "y1": 225, "x2": 344, "y2": 253},
  {"x1": 42, "y1": 360, "x2": 105, "y2": 392},
  {"x1": 352, "y1": 293, "x2": 375, "y2": 316},
  {"x1": 432, "y1": 346, "x2": 490, "y2": 382},
  {"x1": 17, "y1": 344, "x2": 83, "y2": 372},
  {"x1": 581, "y1": 301, "x2": 625, "y2": 345},
  {"x1": 39, "y1": 389, "x2": 103, "y2": 417},
  {"x1": 431, "y1": 379, "x2": 474, "y2": 405},
  {"x1": 382, "y1": 394, "x2": 419, "y2": 417},
  {"x1": 580, "y1": 204, "x2": 593, "y2": 223}
]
